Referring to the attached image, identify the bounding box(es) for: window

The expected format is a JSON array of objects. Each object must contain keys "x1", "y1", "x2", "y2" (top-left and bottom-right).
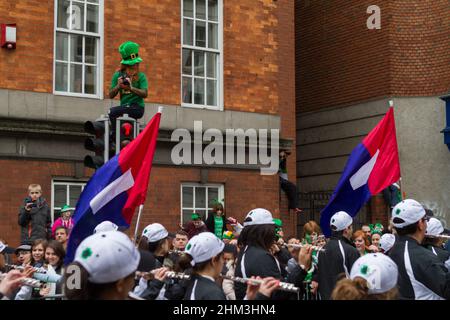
[
  {"x1": 54, "y1": 0, "x2": 103, "y2": 98},
  {"x1": 181, "y1": 0, "x2": 222, "y2": 110},
  {"x1": 51, "y1": 180, "x2": 87, "y2": 223},
  {"x1": 181, "y1": 183, "x2": 224, "y2": 224}
]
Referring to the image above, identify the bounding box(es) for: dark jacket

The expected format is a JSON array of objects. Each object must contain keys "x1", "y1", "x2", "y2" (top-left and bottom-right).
[
  {"x1": 390, "y1": 235, "x2": 450, "y2": 300},
  {"x1": 18, "y1": 197, "x2": 51, "y2": 244},
  {"x1": 205, "y1": 214, "x2": 227, "y2": 236},
  {"x1": 184, "y1": 274, "x2": 226, "y2": 300},
  {"x1": 316, "y1": 234, "x2": 360, "y2": 300},
  {"x1": 425, "y1": 244, "x2": 450, "y2": 265},
  {"x1": 234, "y1": 245, "x2": 307, "y2": 300},
  {"x1": 182, "y1": 221, "x2": 208, "y2": 239}
]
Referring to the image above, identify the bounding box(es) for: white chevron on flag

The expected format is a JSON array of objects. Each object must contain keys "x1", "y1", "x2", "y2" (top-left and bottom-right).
[
  {"x1": 349, "y1": 149, "x2": 379, "y2": 190},
  {"x1": 90, "y1": 169, "x2": 134, "y2": 214}
]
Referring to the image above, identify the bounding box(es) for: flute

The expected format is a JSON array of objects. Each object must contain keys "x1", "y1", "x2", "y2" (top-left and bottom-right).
[
  {"x1": 168, "y1": 249, "x2": 185, "y2": 255},
  {"x1": 220, "y1": 274, "x2": 300, "y2": 293},
  {"x1": 137, "y1": 270, "x2": 191, "y2": 280},
  {"x1": 5, "y1": 263, "x2": 47, "y2": 274},
  {"x1": 426, "y1": 234, "x2": 450, "y2": 239},
  {"x1": 0, "y1": 273, "x2": 43, "y2": 289},
  {"x1": 283, "y1": 243, "x2": 326, "y2": 252}
]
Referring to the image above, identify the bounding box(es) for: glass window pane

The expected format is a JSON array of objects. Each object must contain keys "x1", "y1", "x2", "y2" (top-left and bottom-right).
[
  {"x1": 183, "y1": 0, "x2": 193, "y2": 17},
  {"x1": 182, "y1": 49, "x2": 192, "y2": 75},
  {"x1": 56, "y1": 32, "x2": 69, "y2": 61},
  {"x1": 87, "y1": 0, "x2": 99, "y2": 3},
  {"x1": 208, "y1": 23, "x2": 218, "y2": 49},
  {"x1": 194, "y1": 51, "x2": 204, "y2": 76},
  {"x1": 70, "y1": 34, "x2": 83, "y2": 63},
  {"x1": 69, "y1": 185, "x2": 82, "y2": 207},
  {"x1": 86, "y1": 4, "x2": 99, "y2": 33},
  {"x1": 85, "y1": 36, "x2": 97, "y2": 64},
  {"x1": 207, "y1": 79, "x2": 217, "y2": 106},
  {"x1": 194, "y1": 78, "x2": 205, "y2": 105},
  {"x1": 196, "y1": 0, "x2": 206, "y2": 19},
  {"x1": 70, "y1": 64, "x2": 83, "y2": 93},
  {"x1": 195, "y1": 187, "x2": 206, "y2": 208},
  {"x1": 195, "y1": 21, "x2": 206, "y2": 47},
  {"x1": 70, "y1": 1, "x2": 85, "y2": 31},
  {"x1": 182, "y1": 77, "x2": 192, "y2": 104},
  {"x1": 55, "y1": 62, "x2": 68, "y2": 92},
  {"x1": 206, "y1": 52, "x2": 217, "y2": 78},
  {"x1": 208, "y1": 188, "x2": 219, "y2": 206},
  {"x1": 54, "y1": 185, "x2": 67, "y2": 208},
  {"x1": 85, "y1": 65, "x2": 96, "y2": 94},
  {"x1": 208, "y1": 0, "x2": 218, "y2": 21},
  {"x1": 57, "y1": 0, "x2": 70, "y2": 29},
  {"x1": 182, "y1": 186, "x2": 194, "y2": 207},
  {"x1": 182, "y1": 209, "x2": 194, "y2": 224},
  {"x1": 183, "y1": 19, "x2": 193, "y2": 46}
]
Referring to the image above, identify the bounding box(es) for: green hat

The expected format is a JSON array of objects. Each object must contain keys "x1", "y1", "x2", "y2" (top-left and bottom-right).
[
  {"x1": 273, "y1": 218, "x2": 283, "y2": 228},
  {"x1": 61, "y1": 205, "x2": 72, "y2": 213},
  {"x1": 119, "y1": 41, "x2": 143, "y2": 65},
  {"x1": 191, "y1": 213, "x2": 200, "y2": 220}
]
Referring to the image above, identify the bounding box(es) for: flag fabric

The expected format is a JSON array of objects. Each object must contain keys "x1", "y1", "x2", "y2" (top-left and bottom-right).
[
  {"x1": 320, "y1": 107, "x2": 400, "y2": 237},
  {"x1": 65, "y1": 111, "x2": 161, "y2": 264}
]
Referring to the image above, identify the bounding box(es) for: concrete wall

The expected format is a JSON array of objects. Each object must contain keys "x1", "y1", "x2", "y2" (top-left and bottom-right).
[{"x1": 296, "y1": 96, "x2": 450, "y2": 228}]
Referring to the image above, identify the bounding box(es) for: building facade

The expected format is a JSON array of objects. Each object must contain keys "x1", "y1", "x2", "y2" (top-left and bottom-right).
[
  {"x1": 0, "y1": 0, "x2": 297, "y2": 246},
  {"x1": 296, "y1": 0, "x2": 450, "y2": 229}
]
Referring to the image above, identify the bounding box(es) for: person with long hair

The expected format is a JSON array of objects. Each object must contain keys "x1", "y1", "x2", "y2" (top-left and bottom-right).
[
  {"x1": 234, "y1": 208, "x2": 312, "y2": 300},
  {"x1": 31, "y1": 239, "x2": 47, "y2": 267},
  {"x1": 332, "y1": 253, "x2": 398, "y2": 300},
  {"x1": 205, "y1": 202, "x2": 227, "y2": 239},
  {"x1": 353, "y1": 230, "x2": 370, "y2": 256},
  {"x1": 64, "y1": 231, "x2": 140, "y2": 300}
]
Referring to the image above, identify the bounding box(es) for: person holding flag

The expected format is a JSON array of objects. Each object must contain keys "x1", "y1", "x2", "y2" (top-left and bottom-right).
[
  {"x1": 64, "y1": 108, "x2": 162, "y2": 265},
  {"x1": 320, "y1": 102, "x2": 401, "y2": 237}
]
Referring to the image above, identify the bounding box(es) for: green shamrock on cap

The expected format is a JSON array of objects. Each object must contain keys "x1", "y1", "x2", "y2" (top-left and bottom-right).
[
  {"x1": 81, "y1": 248, "x2": 93, "y2": 260},
  {"x1": 186, "y1": 243, "x2": 192, "y2": 250},
  {"x1": 395, "y1": 208, "x2": 401, "y2": 215},
  {"x1": 360, "y1": 264, "x2": 369, "y2": 275}
]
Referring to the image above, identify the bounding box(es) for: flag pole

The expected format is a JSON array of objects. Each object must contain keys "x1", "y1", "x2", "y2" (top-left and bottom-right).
[
  {"x1": 389, "y1": 99, "x2": 404, "y2": 199},
  {"x1": 134, "y1": 204, "x2": 144, "y2": 244}
]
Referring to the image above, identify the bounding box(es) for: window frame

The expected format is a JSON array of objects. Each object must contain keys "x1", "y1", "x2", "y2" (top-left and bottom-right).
[
  {"x1": 51, "y1": 180, "x2": 87, "y2": 224},
  {"x1": 53, "y1": 0, "x2": 104, "y2": 99},
  {"x1": 180, "y1": 182, "x2": 224, "y2": 224},
  {"x1": 180, "y1": 0, "x2": 224, "y2": 111}
]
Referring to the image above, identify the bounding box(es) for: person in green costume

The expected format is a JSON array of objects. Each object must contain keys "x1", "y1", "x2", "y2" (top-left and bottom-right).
[{"x1": 108, "y1": 41, "x2": 148, "y2": 138}]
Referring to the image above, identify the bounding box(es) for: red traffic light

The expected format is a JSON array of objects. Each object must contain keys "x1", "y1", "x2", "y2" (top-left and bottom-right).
[{"x1": 121, "y1": 122, "x2": 133, "y2": 137}]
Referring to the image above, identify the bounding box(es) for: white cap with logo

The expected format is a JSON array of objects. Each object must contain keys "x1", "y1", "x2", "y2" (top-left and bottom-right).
[
  {"x1": 350, "y1": 253, "x2": 398, "y2": 294},
  {"x1": 379, "y1": 233, "x2": 396, "y2": 253},
  {"x1": 243, "y1": 208, "x2": 275, "y2": 227},
  {"x1": 185, "y1": 232, "x2": 225, "y2": 266},
  {"x1": 142, "y1": 223, "x2": 169, "y2": 242},
  {"x1": 74, "y1": 231, "x2": 140, "y2": 284},
  {"x1": 93, "y1": 220, "x2": 118, "y2": 234},
  {"x1": 330, "y1": 211, "x2": 353, "y2": 231},
  {"x1": 425, "y1": 217, "x2": 444, "y2": 237},
  {"x1": 391, "y1": 199, "x2": 426, "y2": 228}
]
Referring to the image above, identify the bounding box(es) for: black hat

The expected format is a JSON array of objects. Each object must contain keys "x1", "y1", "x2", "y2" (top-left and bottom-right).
[{"x1": 15, "y1": 244, "x2": 32, "y2": 255}]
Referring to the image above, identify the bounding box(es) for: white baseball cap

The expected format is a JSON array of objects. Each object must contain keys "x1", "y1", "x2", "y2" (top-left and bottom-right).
[
  {"x1": 185, "y1": 232, "x2": 225, "y2": 266},
  {"x1": 142, "y1": 223, "x2": 168, "y2": 243},
  {"x1": 350, "y1": 253, "x2": 398, "y2": 294},
  {"x1": 379, "y1": 233, "x2": 396, "y2": 253},
  {"x1": 425, "y1": 217, "x2": 444, "y2": 237},
  {"x1": 330, "y1": 211, "x2": 353, "y2": 231},
  {"x1": 74, "y1": 231, "x2": 140, "y2": 284},
  {"x1": 391, "y1": 199, "x2": 426, "y2": 228},
  {"x1": 243, "y1": 208, "x2": 275, "y2": 227},
  {"x1": 93, "y1": 220, "x2": 118, "y2": 234}
]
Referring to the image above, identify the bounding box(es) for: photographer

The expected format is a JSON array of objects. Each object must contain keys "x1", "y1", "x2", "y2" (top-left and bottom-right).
[
  {"x1": 18, "y1": 184, "x2": 51, "y2": 244},
  {"x1": 109, "y1": 41, "x2": 148, "y2": 138},
  {"x1": 279, "y1": 150, "x2": 302, "y2": 213}
]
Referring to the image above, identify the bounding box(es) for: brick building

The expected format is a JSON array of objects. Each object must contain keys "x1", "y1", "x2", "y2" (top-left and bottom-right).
[
  {"x1": 296, "y1": 0, "x2": 450, "y2": 229},
  {"x1": 0, "y1": 0, "x2": 297, "y2": 247}
]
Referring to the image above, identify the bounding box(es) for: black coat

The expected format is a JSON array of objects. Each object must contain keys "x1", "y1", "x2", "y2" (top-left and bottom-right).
[
  {"x1": 184, "y1": 274, "x2": 226, "y2": 300},
  {"x1": 18, "y1": 197, "x2": 51, "y2": 244},
  {"x1": 205, "y1": 214, "x2": 227, "y2": 236},
  {"x1": 316, "y1": 235, "x2": 360, "y2": 300}
]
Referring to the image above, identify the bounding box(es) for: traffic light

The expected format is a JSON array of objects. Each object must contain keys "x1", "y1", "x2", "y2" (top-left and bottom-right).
[
  {"x1": 115, "y1": 114, "x2": 138, "y2": 154},
  {"x1": 83, "y1": 115, "x2": 110, "y2": 169}
]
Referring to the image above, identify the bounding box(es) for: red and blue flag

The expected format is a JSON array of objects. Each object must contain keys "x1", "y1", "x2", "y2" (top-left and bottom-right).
[
  {"x1": 65, "y1": 110, "x2": 161, "y2": 264},
  {"x1": 320, "y1": 107, "x2": 401, "y2": 236}
]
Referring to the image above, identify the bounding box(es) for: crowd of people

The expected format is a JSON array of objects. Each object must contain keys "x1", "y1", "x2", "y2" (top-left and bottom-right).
[{"x1": 1, "y1": 183, "x2": 450, "y2": 301}]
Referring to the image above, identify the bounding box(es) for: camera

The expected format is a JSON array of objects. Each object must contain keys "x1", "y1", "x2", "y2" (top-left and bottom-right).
[{"x1": 120, "y1": 73, "x2": 130, "y2": 86}]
